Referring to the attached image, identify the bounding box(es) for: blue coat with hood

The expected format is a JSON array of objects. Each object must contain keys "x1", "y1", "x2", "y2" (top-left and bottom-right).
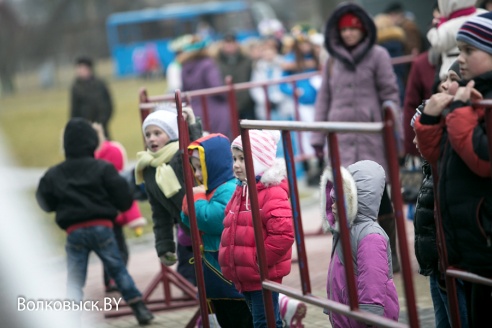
[{"x1": 181, "y1": 134, "x2": 241, "y2": 299}]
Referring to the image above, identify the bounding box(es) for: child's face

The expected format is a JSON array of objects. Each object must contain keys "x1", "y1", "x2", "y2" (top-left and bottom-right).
[
  {"x1": 440, "y1": 70, "x2": 461, "y2": 95},
  {"x1": 144, "y1": 125, "x2": 170, "y2": 152},
  {"x1": 190, "y1": 157, "x2": 203, "y2": 184},
  {"x1": 232, "y1": 148, "x2": 246, "y2": 181},
  {"x1": 457, "y1": 41, "x2": 492, "y2": 80}
]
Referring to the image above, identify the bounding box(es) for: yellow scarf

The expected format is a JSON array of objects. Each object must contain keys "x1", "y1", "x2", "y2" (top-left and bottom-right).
[{"x1": 135, "y1": 142, "x2": 181, "y2": 198}]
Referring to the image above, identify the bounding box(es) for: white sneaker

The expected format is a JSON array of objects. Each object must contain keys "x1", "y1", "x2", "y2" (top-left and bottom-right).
[{"x1": 279, "y1": 294, "x2": 307, "y2": 328}]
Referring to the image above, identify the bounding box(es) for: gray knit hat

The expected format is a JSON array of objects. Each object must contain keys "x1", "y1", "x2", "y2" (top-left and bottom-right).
[{"x1": 142, "y1": 105, "x2": 179, "y2": 140}]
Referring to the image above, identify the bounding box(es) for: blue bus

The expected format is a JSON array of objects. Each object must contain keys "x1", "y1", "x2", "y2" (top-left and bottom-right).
[{"x1": 106, "y1": 1, "x2": 276, "y2": 77}]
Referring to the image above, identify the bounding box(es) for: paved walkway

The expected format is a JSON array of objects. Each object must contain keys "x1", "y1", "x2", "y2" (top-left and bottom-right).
[{"x1": 0, "y1": 129, "x2": 437, "y2": 328}]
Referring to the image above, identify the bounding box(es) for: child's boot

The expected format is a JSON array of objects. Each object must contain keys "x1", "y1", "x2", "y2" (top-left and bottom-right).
[
  {"x1": 279, "y1": 293, "x2": 307, "y2": 328},
  {"x1": 129, "y1": 300, "x2": 154, "y2": 326}
]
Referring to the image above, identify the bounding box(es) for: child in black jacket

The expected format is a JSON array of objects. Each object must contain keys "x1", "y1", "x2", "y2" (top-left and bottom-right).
[{"x1": 36, "y1": 118, "x2": 153, "y2": 326}]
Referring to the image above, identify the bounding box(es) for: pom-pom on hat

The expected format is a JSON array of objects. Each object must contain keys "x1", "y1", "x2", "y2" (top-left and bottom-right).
[
  {"x1": 142, "y1": 105, "x2": 179, "y2": 140},
  {"x1": 456, "y1": 12, "x2": 492, "y2": 55},
  {"x1": 231, "y1": 130, "x2": 281, "y2": 175},
  {"x1": 338, "y1": 12, "x2": 364, "y2": 31}
]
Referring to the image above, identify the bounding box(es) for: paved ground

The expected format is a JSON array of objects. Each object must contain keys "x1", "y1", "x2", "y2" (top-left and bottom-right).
[{"x1": 0, "y1": 129, "x2": 437, "y2": 328}]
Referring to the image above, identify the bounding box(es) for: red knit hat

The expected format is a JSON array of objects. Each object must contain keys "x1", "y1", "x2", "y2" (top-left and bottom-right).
[{"x1": 338, "y1": 13, "x2": 364, "y2": 31}]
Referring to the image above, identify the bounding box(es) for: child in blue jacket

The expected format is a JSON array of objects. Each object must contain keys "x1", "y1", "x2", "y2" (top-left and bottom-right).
[{"x1": 181, "y1": 133, "x2": 253, "y2": 327}]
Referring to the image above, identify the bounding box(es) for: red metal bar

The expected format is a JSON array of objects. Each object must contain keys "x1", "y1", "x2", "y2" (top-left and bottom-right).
[
  {"x1": 327, "y1": 132, "x2": 359, "y2": 310},
  {"x1": 263, "y1": 281, "x2": 407, "y2": 328},
  {"x1": 382, "y1": 106, "x2": 420, "y2": 328},
  {"x1": 241, "y1": 128, "x2": 276, "y2": 327},
  {"x1": 226, "y1": 75, "x2": 241, "y2": 138},
  {"x1": 447, "y1": 268, "x2": 492, "y2": 287},
  {"x1": 200, "y1": 95, "x2": 210, "y2": 133},
  {"x1": 291, "y1": 81, "x2": 305, "y2": 158},
  {"x1": 281, "y1": 130, "x2": 311, "y2": 294},
  {"x1": 176, "y1": 90, "x2": 210, "y2": 328}
]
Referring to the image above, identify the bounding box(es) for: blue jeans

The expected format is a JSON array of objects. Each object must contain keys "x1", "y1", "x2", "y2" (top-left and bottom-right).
[
  {"x1": 65, "y1": 225, "x2": 141, "y2": 302},
  {"x1": 243, "y1": 290, "x2": 282, "y2": 328},
  {"x1": 430, "y1": 272, "x2": 468, "y2": 328}
]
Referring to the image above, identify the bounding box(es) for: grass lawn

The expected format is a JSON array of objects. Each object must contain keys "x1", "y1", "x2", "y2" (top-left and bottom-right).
[
  {"x1": 1, "y1": 60, "x2": 168, "y2": 247},
  {"x1": 0, "y1": 59, "x2": 168, "y2": 167}
]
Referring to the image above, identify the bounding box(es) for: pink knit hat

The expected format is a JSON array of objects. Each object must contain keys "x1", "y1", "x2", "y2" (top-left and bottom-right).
[{"x1": 231, "y1": 130, "x2": 281, "y2": 175}]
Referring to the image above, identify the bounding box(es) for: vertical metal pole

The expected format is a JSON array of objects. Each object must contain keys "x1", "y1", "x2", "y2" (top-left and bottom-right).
[
  {"x1": 486, "y1": 108, "x2": 492, "y2": 179},
  {"x1": 200, "y1": 95, "x2": 211, "y2": 133},
  {"x1": 139, "y1": 88, "x2": 150, "y2": 149},
  {"x1": 291, "y1": 81, "x2": 304, "y2": 157},
  {"x1": 327, "y1": 133, "x2": 359, "y2": 310},
  {"x1": 263, "y1": 85, "x2": 272, "y2": 120},
  {"x1": 281, "y1": 130, "x2": 311, "y2": 294},
  {"x1": 383, "y1": 107, "x2": 420, "y2": 328},
  {"x1": 241, "y1": 128, "x2": 276, "y2": 328},
  {"x1": 226, "y1": 75, "x2": 241, "y2": 138},
  {"x1": 175, "y1": 90, "x2": 210, "y2": 328}
]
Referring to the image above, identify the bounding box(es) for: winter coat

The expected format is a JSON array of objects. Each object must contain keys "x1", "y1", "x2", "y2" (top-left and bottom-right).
[
  {"x1": 427, "y1": 0, "x2": 484, "y2": 80},
  {"x1": 279, "y1": 52, "x2": 318, "y2": 105},
  {"x1": 181, "y1": 134, "x2": 236, "y2": 262},
  {"x1": 70, "y1": 76, "x2": 113, "y2": 127},
  {"x1": 415, "y1": 72, "x2": 492, "y2": 276},
  {"x1": 216, "y1": 51, "x2": 255, "y2": 118},
  {"x1": 311, "y1": 2, "x2": 400, "y2": 176},
  {"x1": 36, "y1": 118, "x2": 132, "y2": 230},
  {"x1": 320, "y1": 160, "x2": 399, "y2": 328},
  {"x1": 403, "y1": 51, "x2": 436, "y2": 156},
  {"x1": 181, "y1": 55, "x2": 232, "y2": 139},
  {"x1": 142, "y1": 122, "x2": 202, "y2": 257},
  {"x1": 249, "y1": 57, "x2": 285, "y2": 120},
  {"x1": 219, "y1": 160, "x2": 294, "y2": 292},
  {"x1": 414, "y1": 161, "x2": 439, "y2": 276}
]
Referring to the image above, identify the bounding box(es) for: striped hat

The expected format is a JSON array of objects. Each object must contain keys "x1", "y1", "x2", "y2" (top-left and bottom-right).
[
  {"x1": 231, "y1": 130, "x2": 281, "y2": 175},
  {"x1": 456, "y1": 12, "x2": 492, "y2": 55},
  {"x1": 410, "y1": 107, "x2": 422, "y2": 128}
]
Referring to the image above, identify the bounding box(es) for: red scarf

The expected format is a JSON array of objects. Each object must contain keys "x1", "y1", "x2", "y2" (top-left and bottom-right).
[{"x1": 438, "y1": 7, "x2": 476, "y2": 27}]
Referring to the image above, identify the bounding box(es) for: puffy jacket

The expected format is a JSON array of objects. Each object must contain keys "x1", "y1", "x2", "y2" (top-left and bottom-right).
[
  {"x1": 36, "y1": 118, "x2": 132, "y2": 230},
  {"x1": 219, "y1": 160, "x2": 294, "y2": 292},
  {"x1": 413, "y1": 161, "x2": 439, "y2": 276},
  {"x1": 415, "y1": 72, "x2": 492, "y2": 276},
  {"x1": 320, "y1": 160, "x2": 399, "y2": 328}
]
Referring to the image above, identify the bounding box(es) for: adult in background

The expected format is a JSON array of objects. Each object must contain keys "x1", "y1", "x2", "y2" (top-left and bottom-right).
[
  {"x1": 216, "y1": 33, "x2": 256, "y2": 120},
  {"x1": 311, "y1": 2, "x2": 401, "y2": 272},
  {"x1": 70, "y1": 56, "x2": 113, "y2": 139},
  {"x1": 179, "y1": 35, "x2": 232, "y2": 139},
  {"x1": 384, "y1": 2, "x2": 423, "y2": 55}
]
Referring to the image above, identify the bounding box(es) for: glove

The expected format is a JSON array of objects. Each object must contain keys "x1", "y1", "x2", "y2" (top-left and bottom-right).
[
  {"x1": 159, "y1": 252, "x2": 177, "y2": 266},
  {"x1": 181, "y1": 106, "x2": 196, "y2": 125},
  {"x1": 313, "y1": 145, "x2": 324, "y2": 160}
]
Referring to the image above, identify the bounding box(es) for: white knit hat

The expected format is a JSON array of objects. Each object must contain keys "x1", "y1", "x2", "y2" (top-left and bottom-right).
[
  {"x1": 231, "y1": 130, "x2": 281, "y2": 175},
  {"x1": 142, "y1": 106, "x2": 179, "y2": 140}
]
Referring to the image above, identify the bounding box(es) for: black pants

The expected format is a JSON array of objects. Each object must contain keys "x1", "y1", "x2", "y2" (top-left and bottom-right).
[
  {"x1": 177, "y1": 243, "x2": 196, "y2": 286},
  {"x1": 212, "y1": 299, "x2": 253, "y2": 328},
  {"x1": 103, "y1": 224, "x2": 129, "y2": 287},
  {"x1": 464, "y1": 281, "x2": 492, "y2": 327}
]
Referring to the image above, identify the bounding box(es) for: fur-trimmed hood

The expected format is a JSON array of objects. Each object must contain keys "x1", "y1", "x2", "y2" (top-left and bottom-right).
[
  {"x1": 324, "y1": 2, "x2": 376, "y2": 71},
  {"x1": 374, "y1": 14, "x2": 405, "y2": 44},
  {"x1": 320, "y1": 160, "x2": 385, "y2": 233},
  {"x1": 258, "y1": 158, "x2": 286, "y2": 187}
]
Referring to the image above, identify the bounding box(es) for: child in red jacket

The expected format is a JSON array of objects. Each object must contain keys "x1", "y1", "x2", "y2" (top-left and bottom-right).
[{"x1": 218, "y1": 129, "x2": 294, "y2": 328}]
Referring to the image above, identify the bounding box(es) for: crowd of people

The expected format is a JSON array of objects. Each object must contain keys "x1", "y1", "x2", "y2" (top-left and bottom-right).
[{"x1": 36, "y1": 0, "x2": 492, "y2": 327}]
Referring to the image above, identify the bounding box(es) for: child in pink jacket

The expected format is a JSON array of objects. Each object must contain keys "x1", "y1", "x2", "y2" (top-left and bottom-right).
[{"x1": 320, "y1": 160, "x2": 399, "y2": 328}]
